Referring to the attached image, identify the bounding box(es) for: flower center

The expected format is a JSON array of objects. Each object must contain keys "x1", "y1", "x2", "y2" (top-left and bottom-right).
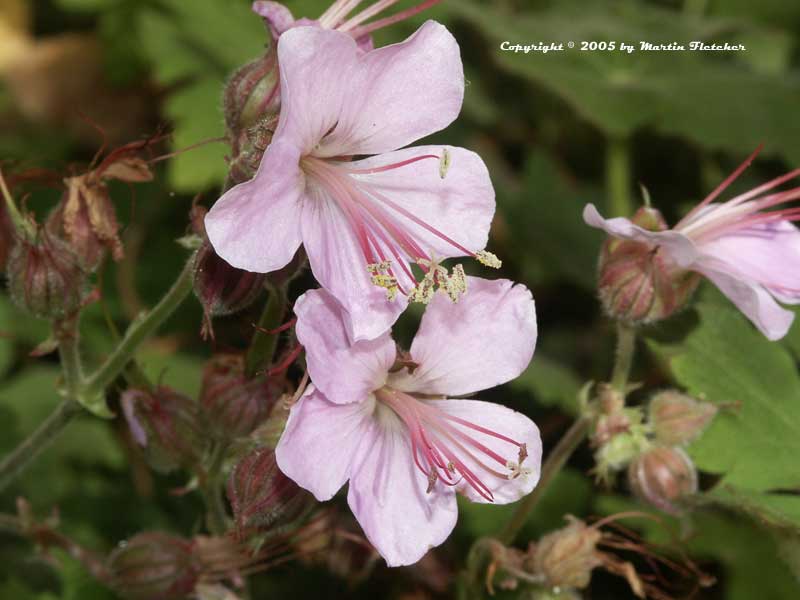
[
  {"x1": 300, "y1": 153, "x2": 500, "y2": 303},
  {"x1": 374, "y1": 387, "x2": 529, "y2": 502}
]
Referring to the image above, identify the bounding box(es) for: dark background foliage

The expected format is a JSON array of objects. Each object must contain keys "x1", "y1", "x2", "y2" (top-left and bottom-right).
[{"x1": 2, "y1": 0, "x2": 800, "y2": 598}]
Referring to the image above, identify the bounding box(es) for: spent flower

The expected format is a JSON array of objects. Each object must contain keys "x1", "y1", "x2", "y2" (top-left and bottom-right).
[
  {"x1": 275, "y1": 277, "x2": 541, "y2": 566},
  {"x1": 585, "y1": 147, "x2": 800, "y2": 339}
]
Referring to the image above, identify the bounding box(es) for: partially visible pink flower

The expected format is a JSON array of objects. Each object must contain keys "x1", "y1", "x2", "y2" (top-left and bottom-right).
[
  {"x1": 584, "y1": 147, "x2": 800, "y2": 340},
  {"x1": 206, "y1": 23, "x2": 497, "y2": 341},
  {"x1": 275, "y1": 277, "x2": 541, "y2": 566},
  {"x1": 252, "y1": 0, "x2": 443, "y2": 50}
]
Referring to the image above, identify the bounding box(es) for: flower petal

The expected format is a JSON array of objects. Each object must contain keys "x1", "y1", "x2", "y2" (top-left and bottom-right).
[
  {"x1": 205, "y1": 138, "x2": 304, "y2": 273},
  {"x1": 347, "y1": 407, "x2": 458, "y2": 566},
  {"x1": 697, "y1": 220, "x2": 800, "y2": 304},
  {"x1": 696, "y1": 260, "x2": 795, "y2": 341},
  {"x1": 425, "y1": 398, "x2": 542, "y2": 504},
  {"x1": 274, "y1": 27, "x2": 358, "y2": 152},
  {"x1": 314, "y1": 20, "x2": 464, "y2": 157},
  {"x1": 300, "y1": 179, "x2": 407, "y2": 342},
  {"x1": 251, "y1": 1, "x2": 295, "y2": 37},
  {"x1": 275, "y1": 386, "x2": 374, "y2": 501},
  {"x1": 347, "y1": 145, "x2": 494, "y2": 258},
  {"x1": 391, "y1": 278, "x2": 536, "y2": 396},
  {"x1": 583, "y1": 204, "x2": 698, "y2": 268},
  {"x1": 294, "y1": 289, "x2": 395, "y2": 404}
]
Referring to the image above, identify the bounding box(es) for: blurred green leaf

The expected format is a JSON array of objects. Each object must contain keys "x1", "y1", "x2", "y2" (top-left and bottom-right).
[
  {"x1": 454, "y1": 0, "x2": 800, "y2": 164},
  {"x1": 137, "y1": 0, "x2": 267, "y2": 191},
  {"x1": 647, "y1": 297, "x2": 800, "y2": 523},
  {"x1": 512, "y1": 355, "x2": 582, "y2": 416}
]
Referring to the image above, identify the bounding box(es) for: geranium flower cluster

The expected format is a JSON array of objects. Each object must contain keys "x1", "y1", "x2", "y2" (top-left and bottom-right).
[{"x1": 206, "y1": 1, "x2": 543, "y2": 566}]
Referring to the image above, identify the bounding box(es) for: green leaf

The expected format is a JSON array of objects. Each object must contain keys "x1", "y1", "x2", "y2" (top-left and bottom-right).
[
  {"x1": 511, "y1": 355, "x2": 582, "y2": 416},
  {"x1": 453, "y1": 0, "x2": 800, "y2": 164},
  {"x1": 647, "y1": 297, "x2": 800, "y2": 525},
  {"x1": 137, "y1": 0, "x2": 268, "y2": 191}
]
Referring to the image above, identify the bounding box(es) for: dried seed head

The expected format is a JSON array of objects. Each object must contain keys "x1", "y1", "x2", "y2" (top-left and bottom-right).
[{"x1": 533, "y1": 517, "x2": 603, "y2": 590}]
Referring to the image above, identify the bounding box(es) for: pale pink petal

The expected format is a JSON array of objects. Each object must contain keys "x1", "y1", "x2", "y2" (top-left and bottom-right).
[
  {"x1": 697, "y1": 220, "x2": 800, "y2": 304},
  {"x1": 274, "y1": 27, "x2": 359, "y2": 153},
  {"x1": 275, "y1": 386, "x2": 374, "y2": 501},
  {"x1": 390, "y1": 278, "x2": 536, "y2": 396},
  {"x1": 300, "y1": 178, "x2": 407, "y2": 342},
  {"x1": 347, "y1": 408, "x2": 458, "y2": 567},
  {"x1": 583, "y1": 204, "x2": 698, "y2": 268},
  {"x1": 426, "y1": 398, "x2": 542, "y2": 504},
  {"x1": 346, "y1": 145, "x2": 494, "y2": 258},
  {"x1": 294, "y1": 289, "x2": 395, "y2": 404},
  {"x1": 251, "y1": 1, "x2": 295, "y2": 36},
  {"x1": 205, "y1": 138, "x2": 304, "y2": 273},
  {"x1": 695, "y1": 260, "x2": 795, "y2": 341},
  {"x1": 314, "y1": 21, "x2": 464, "y2": 158}
]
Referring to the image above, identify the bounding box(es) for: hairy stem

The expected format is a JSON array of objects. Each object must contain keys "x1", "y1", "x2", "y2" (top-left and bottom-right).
[
  {"x1": 201, "y1": 442, "x2": 230, "y2": 535},
  {"x1": 245, "y1": 285, "x2": 287, "y2": 378},
  {"x1": 610, "y1": 322, "x2": 636, "y2": 393},
  {"x1": 606, "y1": 136, "x2": 632, "y2": 217},
  {"x1": 85, "y1": 255, "x2": 194, "y2": 398},
  {"x1": 499, "y1": 416, "x2": 591, "y2": 545}
]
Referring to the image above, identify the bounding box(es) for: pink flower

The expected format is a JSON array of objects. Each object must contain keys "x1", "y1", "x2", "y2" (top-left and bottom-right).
[
  {"x1": 252, "y1": 0, "x2": 443, "y2": 50},
  {"x1": 584, "y1": 147, "x2": 800, "y2": 340},
  {"x1": 275, "y1": 277, "x2": 541, "y2": 566},
  {"x1": 205, "y1": 23, "x2": 497, "y2": 342}
]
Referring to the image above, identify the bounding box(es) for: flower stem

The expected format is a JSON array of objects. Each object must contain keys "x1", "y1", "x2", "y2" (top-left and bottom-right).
[
  {"x1": 610, "y1": 322, "x2": 636, "y2": 393},
  {"x1": 201, "y1": 442, "x2": 229, "y2": 535},
  {"x1": 245, "y1": 285, "x2": 287, "y2": 378},
  {"x1": 606, "y1": 136, "x2": 632, "y2": 217},
  {"x1": 0, "y1": 168, "x2": 35, "y2": 239},
  {"x1": 0, "y1": 399, "x2": 82, "y2": 493},
  {"x1": 498, "y1": 416, "x2": 591, "y2": 545},
  {"x1": 84, "y1": 255, "x2": 194, "y2": 399}
]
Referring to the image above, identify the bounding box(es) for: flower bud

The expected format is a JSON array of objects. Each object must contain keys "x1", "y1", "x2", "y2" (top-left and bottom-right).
[
  {"x1": 628, "y1": 446, "x2": 698, "y2": 514},
  {"x1": 226, "y1": 447, "x2": 310, "y2": 536},
  {"x1": 592, "y1": 407, "x2": 650, "y2": 484},
  {"x1": 533, "y1": 518, "x2": 603, "y2": 590},
  {"x1": 107, "y1": 532, "x2": 199, "y2": 600},
  {"x1": 121, "y1": 387, "x2": 204, "y2": 473},
  {"x1": 648, "y1": 390, "x2": 717, "y2": 446},
  {"x1": 199, "y1": 354, "x2": 279, "y2": 440},
  {"x1": 250, "y1": 398, "x2": 291, "y2": 450},
  {"x1": 597, "y1": 206, "x2": 699, "y2": 325},
  {"x1": 192, "y1": 241, "x2": 266, "y2": 337},
  {"x1": 223, "y1": 36, "x2": 281, "y2": 187},
  {"x1": 7, "y1": 230, "x2": 87, "y2": 319}
]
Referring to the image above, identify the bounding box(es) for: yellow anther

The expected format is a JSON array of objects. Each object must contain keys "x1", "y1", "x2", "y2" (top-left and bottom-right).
[
  {"x1": 444, "y1": 264, "x2": 467, "y2": 302},
  {"x1": 439, "y1": 148, "x2": 451, "y2": 179},
  {"x1": 476, "y1": 250, "x2": 502, "y2": 269},
  {"x1": 368, "y1": 261, "x2": 399, "y2": 301}
]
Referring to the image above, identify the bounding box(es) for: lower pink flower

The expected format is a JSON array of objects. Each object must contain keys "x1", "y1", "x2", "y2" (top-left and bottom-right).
[
  {"x1": 584, "y1": 146, "x2": 800, "y2": 340},
  {"x1": 275, "y1": 277, "x2": 542, "y2": 566}
]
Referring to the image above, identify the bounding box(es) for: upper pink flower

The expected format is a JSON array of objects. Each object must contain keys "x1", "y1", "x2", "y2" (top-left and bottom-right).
[
  {"x1": 205, "y1": 22, "x2": 496, "y2": 342},
  {"x1": 275, "y1": 277, "x2": 541, "y2": 566},
  {"x1": 584, "y1": 147, "x2": 800, "y2": 340}
]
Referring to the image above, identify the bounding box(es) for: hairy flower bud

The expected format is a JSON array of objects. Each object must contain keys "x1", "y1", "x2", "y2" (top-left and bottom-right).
[
  {"x1": 7, "y1": 230, "x2": 87, "y2": 319},
  {"x1": 648, "y1": 390, "x2": 717, "y2": 446},
  {"x1": 223, "y1": 35, "x2": 281, "y2": 187},
  {"x1": 226, "y1": 447, "x2": 310, "y2": 536},
  {"x1": 597, "y1": 206, "x2": 700, "y2": 325},
  {"x1": 107, "y1": 532, "x2": 199, "y2": 600},
  {"x1": 121, "y1": 387, "x2": 204, "y2": 473},
  {"x1": 533, "y1": 518, "x2": 603, "y2": 590},
  {"x1": 192, "y1": 241, "x2": 266, "y2": 336},
  {"x1": 628, "y1": 446, "x2": 698, "y2": 514},
  {"x1": 199, "y1": 354, "x2": 279, "y2": 440}
]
